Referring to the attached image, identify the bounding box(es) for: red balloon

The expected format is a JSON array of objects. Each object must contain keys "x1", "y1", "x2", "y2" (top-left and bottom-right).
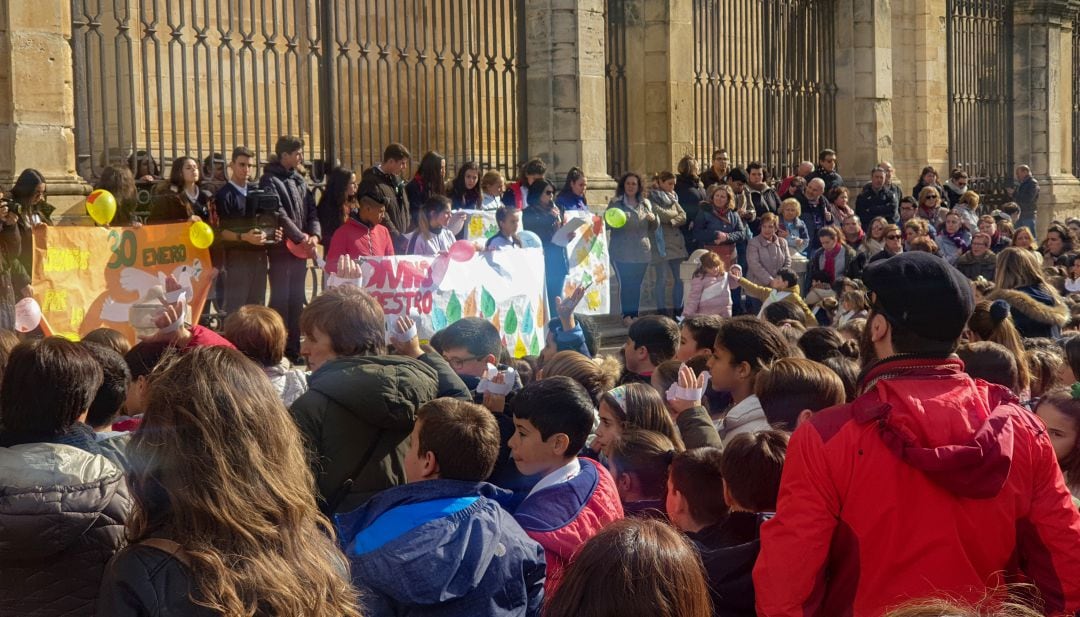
[
  {"x1": 286, "y1": 239, "x2": 312, "y2": 260},
  {"x1": 448, "y1": 240, "x2": 476, "y2": 262}
]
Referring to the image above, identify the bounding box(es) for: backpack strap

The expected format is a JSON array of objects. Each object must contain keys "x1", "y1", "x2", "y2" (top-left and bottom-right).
[{"x1": 139, "y1": 537, "x2": 192, "y2": 568}]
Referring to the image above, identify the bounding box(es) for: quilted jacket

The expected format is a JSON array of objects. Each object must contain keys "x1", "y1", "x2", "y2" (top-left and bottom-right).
[{"x1": 0, "y1": 442, "x2": 130, "y2": 616}]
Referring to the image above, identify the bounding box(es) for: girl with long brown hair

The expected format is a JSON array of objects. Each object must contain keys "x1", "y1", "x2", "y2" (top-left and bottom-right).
[
  {"x1": 544, "y1": 517, "x2": 712, "y2": 617},
  {"x1": 97, "y1": 346, "x2": 360, "y2": 616},
  {"x1": 967, "y1": 299, "x2": 1033, "y2": 396}
]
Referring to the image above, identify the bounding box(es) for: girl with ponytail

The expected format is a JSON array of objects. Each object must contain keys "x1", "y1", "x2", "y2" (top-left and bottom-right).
[
  {"x1": 967, "y1": 299, "x2": 1032, "y2": 396},
  {"x1": 608, "y1": 429, "x2": 681, "y2": 520},
  {"x1": 1035, "y1": 386, "x2": 1080, "y2": 501}
]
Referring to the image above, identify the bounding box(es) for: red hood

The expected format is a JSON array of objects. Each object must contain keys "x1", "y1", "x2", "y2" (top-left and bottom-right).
[{"x1": 854, "y1": 358, "x2": 1019, "y2": 499}]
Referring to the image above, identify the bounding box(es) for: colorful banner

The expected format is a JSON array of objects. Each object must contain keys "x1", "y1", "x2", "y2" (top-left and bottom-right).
[
  {"x1": 563, "y1": 211, "x2": 611, "y2": 314},
  {"x1": 360, "y1": 247, "x2": 547, "y2": 357},
  {"x1": 32, "y1": 223, "x2": 213, "y2": 341},
  {"x1": 463, "y1": 210, "x2": 499, "y2": 241}
]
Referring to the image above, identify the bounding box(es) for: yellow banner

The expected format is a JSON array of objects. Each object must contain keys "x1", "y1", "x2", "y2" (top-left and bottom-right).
[{"x1": 32, "y1": 223, "x2": 213, "y2": 342}]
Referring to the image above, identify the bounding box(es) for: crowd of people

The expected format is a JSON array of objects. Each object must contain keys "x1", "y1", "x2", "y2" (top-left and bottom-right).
[{"x1": 5, "y1": 139, "x2": 1080, "y2": 617}]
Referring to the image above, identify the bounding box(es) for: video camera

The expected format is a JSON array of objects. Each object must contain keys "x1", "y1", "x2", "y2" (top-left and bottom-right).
[{"x1": 246, "y1": 188, "x2": 282, "y2": 244}]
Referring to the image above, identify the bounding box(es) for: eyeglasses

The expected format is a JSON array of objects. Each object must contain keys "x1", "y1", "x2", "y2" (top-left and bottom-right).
[
  {"x1": 924, "y1": 196, "x2": 939, "y2": 201},
  {"x1": 443, "y1": 354, "x2": 482, "y2": 369},
  {"x1": 886, "y1": 234, "x2": 902, "y2": 240}
]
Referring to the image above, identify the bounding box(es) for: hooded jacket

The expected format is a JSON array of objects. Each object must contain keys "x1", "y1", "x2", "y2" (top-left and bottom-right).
[
  {"x1": 290, "y1": 353, "x2": 468, "y2": 514},
  {"x1": 0, "y1": 442, "x2": 130, "y2": 615},
  {"x1": 513, "y1": 457, "x2": 623, "y2": 589},
  {"x1": 754, "y1": 357, "x2": 1080, "y2": 617},
  {"x1": 259, "y1": 160, "x2": 320, "y2": 247},
  {"x1": 359, "y1": 166, "x2": 411, "y2": 249},
  {"x1": 337, "y1": 480, "x2": 547, "y2": 617},
  {"x1": 989, "y1": 285, "x2": 1069, "y2": 339}
]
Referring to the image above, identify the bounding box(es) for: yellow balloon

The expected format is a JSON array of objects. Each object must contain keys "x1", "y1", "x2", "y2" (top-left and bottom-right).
[
  {"x1": 189, "y1": 221, "x2": 215, "y2": 249},
  {"x1": 86, "y1": 189, "x2": 117, "y2": 225}
]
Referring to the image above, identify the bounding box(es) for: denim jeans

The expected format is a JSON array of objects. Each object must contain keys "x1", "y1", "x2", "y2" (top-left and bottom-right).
[
  {"x1": 653, "y1": 259, "x2": 684, "y2": 312},
  {"x1": 614, "y1": 261, "x2": 649, "y2": 318}
]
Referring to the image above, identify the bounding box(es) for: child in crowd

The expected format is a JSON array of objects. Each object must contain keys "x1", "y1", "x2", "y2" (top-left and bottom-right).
[
  {"x1": 667, "y1": 433, "x2": 786, "y2": 617},
  {"x1": 543, "y1": 518, "x2": 712, "y2": 617},
  {"x1": 734, "y1": 266, "x2": 816, "y2": 326},
  {"x1": 593, "y1": 383, "x2": 684, "y2": 456},
  {"x1": 438, "y1": 317, "x2": 533, "y2": 500},
  {"x1": 540, "y1": 285, "x2": 592, "y2": 363},
  {"x1": 684, "y1": 251, "x2": 736, "y2": 318},
  {"x1": 836, "y1": 289, "x2": 870, "y2": 326},
  {"x1": 1034, "y1": 387, "x2": 1080, "y2": 501},
  {"x1": 337, "y1": 398, "x2": 546, "y2": 616},
  {"x1": 620, "y1": 315, "x2": 679, "y2": 385},
  {"x1": 956, "y1": 342, "x2": 1021, "y2": 394},
  {"x1": 967, "y1": 299, "x2": 1033, "y2": 396},
  {"x1": 81, "y1": 343, "x2": 133, "y2": 467},
  {"x1": 509, "y1": 377, "x2": 623, "y2": 587},
  {"x1": 677, "y1": 315, "x2": 723, "y2": 363},
  {"x1": 706, "y1": 316, "x2": 791, "y2": 441},
  {"x1": 540, "y1": 350, "x2": 620, "y2": 408},
  {"x1": 486, "y1": 205, "x2": 523, "y2": 250},
  {"x1": 608, "y1": 429, "x2": 679, "y2": 519},
  {"x1": 754, "y1": 358, "x2": 847, "y2": 431}
]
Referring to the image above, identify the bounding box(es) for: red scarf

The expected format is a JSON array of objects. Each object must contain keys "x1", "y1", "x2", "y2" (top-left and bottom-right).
[{"x1": 823, "y1": 243, "x2": 843, "y2": 281}]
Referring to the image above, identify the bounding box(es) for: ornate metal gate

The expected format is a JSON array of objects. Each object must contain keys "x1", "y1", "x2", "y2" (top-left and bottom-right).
[
  {"x1": 691, "y1": 0, "x2": 837, "y2": 180},
  {"x1": 1073, "y1": 15, "x2": 1080, "y2": 179},
  {"x1": 71, "y1": 0, "x2": 527, "y2": 182},
  {"x1": 946, "y1": 0, "x2": 1013, "y2": 203}
]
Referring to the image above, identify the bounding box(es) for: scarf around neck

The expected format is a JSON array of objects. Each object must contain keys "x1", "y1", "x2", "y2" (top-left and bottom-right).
[{"x1": 823, "y1": 243, "x2": 843, "y2": 280}]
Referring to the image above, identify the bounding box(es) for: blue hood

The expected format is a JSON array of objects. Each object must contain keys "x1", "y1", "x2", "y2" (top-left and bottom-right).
[{"x1": 336, "y1": 480, "x2": 545, "y2": 615}]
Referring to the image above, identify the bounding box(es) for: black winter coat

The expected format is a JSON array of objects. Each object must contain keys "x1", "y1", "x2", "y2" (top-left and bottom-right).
[
  {"x1": 359, "y1": 166, "x2": 411, "y2": 251},
  {"x1": 259, "y1": 161, "x2": 320, "y2": 245},
  {"x1": 855, "y1": 184, "x2": 900, "y2": 229},
  {"x1": 97, "y1": 545, "x2": 216, "y2": 617}
]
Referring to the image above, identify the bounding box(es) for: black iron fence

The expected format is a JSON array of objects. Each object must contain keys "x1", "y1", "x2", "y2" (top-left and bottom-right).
[
  {"x1": 690, "y1": 0, "x2": 838, "y2": 181},
  {"x1": 71, "y1": 0, "x2": 527, "y2": 183},
  {"x1": 946, "y1": 0, "x2": 1013, "y2": 204},
  {"x1": 1073, "y1": 14, "x2": 1080, "y2": 180}
]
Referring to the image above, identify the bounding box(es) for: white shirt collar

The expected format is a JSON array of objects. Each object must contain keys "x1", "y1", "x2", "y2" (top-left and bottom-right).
[{"x1": 526, "y1": 458, "x2": 582, "y2": 500}]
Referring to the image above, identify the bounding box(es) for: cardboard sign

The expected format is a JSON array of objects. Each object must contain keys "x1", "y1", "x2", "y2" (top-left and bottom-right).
[{"x1": 32, "y1": 223, "x2": 212, "y2": 341}]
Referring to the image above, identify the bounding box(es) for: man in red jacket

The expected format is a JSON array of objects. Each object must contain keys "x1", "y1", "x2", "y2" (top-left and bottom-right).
[{"x1": 754, "y1": 251, "x2": 1080, "y2": 617}]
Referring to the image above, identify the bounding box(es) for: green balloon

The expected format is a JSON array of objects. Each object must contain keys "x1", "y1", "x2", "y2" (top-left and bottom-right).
[{"x1": 604, "y1": 207, "x2": 627, "y2": 229}]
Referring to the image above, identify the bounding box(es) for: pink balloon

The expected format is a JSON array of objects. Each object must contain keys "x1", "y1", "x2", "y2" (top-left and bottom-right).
[
  {"x1": 14, "y1": 297, "x2": 42, "y2": 333},
  {"x1": 448, "y1": 240, "x2": 476, "y2": 263}
]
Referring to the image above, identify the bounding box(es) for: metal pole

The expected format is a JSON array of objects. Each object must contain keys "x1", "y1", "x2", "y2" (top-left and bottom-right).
[{"x1": 320, "y1": 0, "x2": 338, "y2": 171}]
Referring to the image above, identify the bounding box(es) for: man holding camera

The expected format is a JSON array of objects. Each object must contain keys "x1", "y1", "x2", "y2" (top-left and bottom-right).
[
  {"x1": 214, "y1": 146, "x2": 277, "y2": 313},
  {"x1": 260, "y1": 136, "x2": 320, "y2": 361}
]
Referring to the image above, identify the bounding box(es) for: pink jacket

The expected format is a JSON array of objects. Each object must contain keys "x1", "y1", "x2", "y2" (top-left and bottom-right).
[{"x1": 685, "y1": 273, "x2": 734, "y2": 317}]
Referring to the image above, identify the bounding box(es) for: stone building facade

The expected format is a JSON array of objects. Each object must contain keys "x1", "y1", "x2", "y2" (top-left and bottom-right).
[{"x1": 1, "y1": 0, "x2": 1078, "y2": 229}]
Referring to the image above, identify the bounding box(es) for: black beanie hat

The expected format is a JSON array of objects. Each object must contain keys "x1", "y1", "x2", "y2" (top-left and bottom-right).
[{"x1": 861, "y1": 252, "x2": 974, "y2": 342}]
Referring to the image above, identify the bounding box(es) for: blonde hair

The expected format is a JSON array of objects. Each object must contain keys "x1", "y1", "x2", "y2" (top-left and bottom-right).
[
  {"x1": 993, "y1": 247, "x2": 1052, "y2": 292},
  {"x1": 480, "y1": 170, "x2": 504, "y2": 193},
  {"x1": 780, "y1": 198, "x2": 801, "y2": 218},
  {"x1": 958, "y1": 190, "x2": 981, "y2": 209},
  {"x1": 693, "y1": 251, "x2": 725, "y2": 278},
  {"x1": 127, "y1": 347, "x2": 360, "y2": 616},
  {"x1": 759, "y1": 212, "x2": 779, "y2": 228},
  {"x1": 918, "y1": 185, "x2": 941, "y2": 204}
]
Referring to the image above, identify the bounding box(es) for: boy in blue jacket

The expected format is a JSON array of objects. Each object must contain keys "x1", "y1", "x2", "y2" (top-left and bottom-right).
[{"x1": 336, "y1": 398, "x2": 546, "y2": 617}]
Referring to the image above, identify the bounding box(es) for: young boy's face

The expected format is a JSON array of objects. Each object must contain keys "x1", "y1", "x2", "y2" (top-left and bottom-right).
[
  {"x1": 707, "y1": 343, "x2": 743, "y2": 392},
  {"x1": 677, "y1": 325, "x2": 705, "y2": 363},
  {"x1": 442, "y1": 346, "x2": 493, "y2": 379},
  {"x1": 509, "y1": 417, "x2": 567, "y2": 477}
]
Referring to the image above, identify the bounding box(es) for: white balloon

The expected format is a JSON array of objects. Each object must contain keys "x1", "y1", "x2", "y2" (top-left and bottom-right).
[{"x1": 14, "y1": 297, "x2": 42, "y2": 333}]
